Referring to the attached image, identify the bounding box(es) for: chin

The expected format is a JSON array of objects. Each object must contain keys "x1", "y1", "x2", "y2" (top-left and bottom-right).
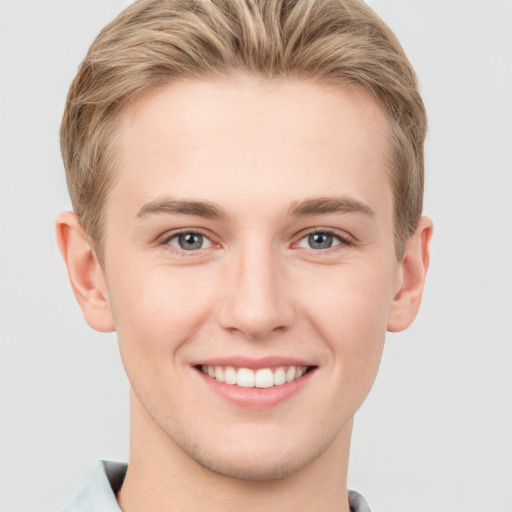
[
  {"x1": 192, "y1": 449, "x2": 310, "y2": 481},
  {"x1": 176, "y1": 429, "x2": 333, "y2": 482}
]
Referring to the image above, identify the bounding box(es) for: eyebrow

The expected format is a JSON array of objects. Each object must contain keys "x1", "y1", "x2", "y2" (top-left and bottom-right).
[
  {"x1": 136, "y1": 195, "x2": 374, "y2": 220},
  {"x1": 136, "y1": 199, "x2": 226, "y2": 219},
  {"x1": 287, "y1": 196, "x2": 375, "y2": 218}
]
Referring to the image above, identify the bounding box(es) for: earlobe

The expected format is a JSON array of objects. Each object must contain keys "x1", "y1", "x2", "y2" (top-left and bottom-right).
[
  {"x1": 55, "y1": 212, "x2": 115, "y2": 332},
  {"x1": 387, "y1": 216, "x2": 433, "y2": 332}
]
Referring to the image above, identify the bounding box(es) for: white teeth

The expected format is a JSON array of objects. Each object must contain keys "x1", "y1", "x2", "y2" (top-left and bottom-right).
[
  {"x1": 237, "y1": 368, "x2": 255, "y2": 388},
  {"x1": 201, "y1": 364, "x2": 309, "y2": 387},
  {"x1": 274, "y1": 367, "x2": 286, "y2": 386},
  {"x1": 224, "y1": 366, "x2": 237, "y2": 385},
  {"x1": 214, "y1": 366, "x2": 224, "y2": 383},
  {"x1": 255, "y1": 368, "x2": 274, "y2": 388},
  {"x1": 286, "y1": 366, "x2": 296, "y2": 383}
]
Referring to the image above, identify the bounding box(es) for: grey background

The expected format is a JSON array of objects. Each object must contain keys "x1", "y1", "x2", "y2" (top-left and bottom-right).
[{"x1": 1, "y1": 1, "x2": 511, "y2": 511}]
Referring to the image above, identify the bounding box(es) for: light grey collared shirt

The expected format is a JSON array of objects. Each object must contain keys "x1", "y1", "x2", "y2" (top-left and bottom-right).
[{"x1": 62, "y1": 460, "x2": 372, "y2": 512}]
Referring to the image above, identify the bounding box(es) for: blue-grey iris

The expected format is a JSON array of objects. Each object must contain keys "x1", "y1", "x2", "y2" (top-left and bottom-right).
[
  {"x1": 178, "y1": 233, "x2": 203, "y2": 250},
  {"x1": 308, "y1": 232, "x2": 333, "y2": 249}
]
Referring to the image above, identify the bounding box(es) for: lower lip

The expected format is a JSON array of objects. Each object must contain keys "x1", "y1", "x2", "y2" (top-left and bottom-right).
[{"x1": 196, "y1": 368, "x2": 315, "y2": 408}]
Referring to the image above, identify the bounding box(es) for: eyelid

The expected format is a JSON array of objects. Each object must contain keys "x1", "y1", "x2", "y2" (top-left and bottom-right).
[
  {"x1": 293, "y1": 228, "x2": 354, "y2": 249},
  {"x1": 158, "y1": 228, "x2": 220, "y2": 252},
  {"x1": 168, "y1": 232, "x2": 212, "y2": 250},
  {"x1": 155, "y1": 227, "x2": 354, "y2": 253}
]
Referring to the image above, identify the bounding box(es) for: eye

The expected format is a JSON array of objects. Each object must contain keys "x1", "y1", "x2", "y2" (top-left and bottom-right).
[
  {"x1": 166, "y1": 232, "x2": 212, "y2": 251},
  {"x1": 296, "y1": 231, "x2": 346, "y2": 250}
]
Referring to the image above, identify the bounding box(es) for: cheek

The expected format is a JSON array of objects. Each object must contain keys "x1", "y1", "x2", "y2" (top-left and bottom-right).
[
  {"x1": 301, "y1": 263, "x2": 394, "y2": 389},
  {"x1": 106, "y1": 265, "x2": 217, "y2": 361},
  {"x1": 303, "y1": 260, "x2": 394, "y2": 335}
]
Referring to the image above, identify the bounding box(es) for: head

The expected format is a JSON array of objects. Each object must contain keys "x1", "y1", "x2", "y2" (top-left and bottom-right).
[{"x1": 57, "y1": 0, "x2": 432, "y2": 485}]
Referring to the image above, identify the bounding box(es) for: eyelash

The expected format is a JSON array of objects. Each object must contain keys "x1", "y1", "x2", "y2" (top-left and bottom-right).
[
  {"x1": 160, "y1": 229, "x2": 216, "y2": 254},
  {"x1": 159, "y1": 227, "x2": 353, "y2": 255},
  {"x1": 294, "y1": 229, "x2": 353, "y2": 251}
]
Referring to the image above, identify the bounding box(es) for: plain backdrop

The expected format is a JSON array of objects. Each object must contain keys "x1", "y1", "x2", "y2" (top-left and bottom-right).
[{"x1": 1, "y1": 1, "x2": 511, "y2": 511}]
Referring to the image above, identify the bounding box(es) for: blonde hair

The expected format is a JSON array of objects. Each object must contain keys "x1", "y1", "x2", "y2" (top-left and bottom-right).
[{"x1": 60, "y1": 0, "x2": 426, "y2": 260}]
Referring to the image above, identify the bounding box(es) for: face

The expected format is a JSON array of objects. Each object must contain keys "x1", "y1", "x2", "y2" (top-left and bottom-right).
[{"x1": 99, "y1": 76, "x2": 402, "y2": 479}]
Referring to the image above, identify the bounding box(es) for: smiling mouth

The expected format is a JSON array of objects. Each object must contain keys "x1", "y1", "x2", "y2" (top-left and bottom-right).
[{"x1": 197, "y1": 365, "x2": 314, "y2": 388}]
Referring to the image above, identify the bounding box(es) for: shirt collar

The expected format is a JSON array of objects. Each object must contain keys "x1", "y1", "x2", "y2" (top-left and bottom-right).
[{"x1": 62, "y1": 460, "x2": 126, "y2": 512}]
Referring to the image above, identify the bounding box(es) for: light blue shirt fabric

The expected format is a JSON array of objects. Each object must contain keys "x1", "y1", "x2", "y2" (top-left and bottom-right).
[{"x1": 62, "y1": 460, "x2": 372, "y2": 512}]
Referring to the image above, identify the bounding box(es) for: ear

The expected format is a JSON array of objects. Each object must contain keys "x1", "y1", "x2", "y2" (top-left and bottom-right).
[
  {"x1": 387, "y1": 216, "x2": 433, "y2": 332},
  {"x1": 56, "y1": 212, "x2": 115, "y2": 332}
]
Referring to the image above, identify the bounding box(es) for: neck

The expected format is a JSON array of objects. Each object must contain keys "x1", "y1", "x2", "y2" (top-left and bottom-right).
[{"x1": 117, "y1": 390, "x2": 353, "y2": 512}]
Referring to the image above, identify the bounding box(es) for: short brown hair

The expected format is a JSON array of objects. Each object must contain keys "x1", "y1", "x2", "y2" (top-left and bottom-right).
[{"x1": 60, "y1": 0, "x2": 427, "y2": 260}]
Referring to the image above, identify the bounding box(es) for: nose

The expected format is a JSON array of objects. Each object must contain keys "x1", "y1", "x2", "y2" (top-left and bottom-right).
[{"x1": 216, "y1": 243, "x2": 295, "y2": 341}]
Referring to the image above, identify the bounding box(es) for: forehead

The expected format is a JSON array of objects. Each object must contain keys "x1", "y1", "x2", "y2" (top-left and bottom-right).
[{"x1": 111, "y1": 76, "x2": 392, "y2": 220}]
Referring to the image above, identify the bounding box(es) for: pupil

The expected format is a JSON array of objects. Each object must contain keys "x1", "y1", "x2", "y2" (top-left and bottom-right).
[
  {"x1": 309, "y1": 232, "x2": 333, "y2": 249},
  {"x1": 179, "y1": 233, "x2": 202, "y2": 250}
]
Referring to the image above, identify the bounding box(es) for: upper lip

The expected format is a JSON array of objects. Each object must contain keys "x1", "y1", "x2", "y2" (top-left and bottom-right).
[{"x1": 191, "y1": 356, "x2": 316, "y2": 370}]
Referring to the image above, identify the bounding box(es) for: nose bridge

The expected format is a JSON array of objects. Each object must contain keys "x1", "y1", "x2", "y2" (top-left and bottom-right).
[{"x1": 217, "y1": 237, "x2": 293, "y2": 340}]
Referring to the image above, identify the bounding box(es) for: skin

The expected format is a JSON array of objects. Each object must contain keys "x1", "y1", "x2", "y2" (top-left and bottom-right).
[{"x1": 57, "y1": 76, "x2": 432, "y2": 512}]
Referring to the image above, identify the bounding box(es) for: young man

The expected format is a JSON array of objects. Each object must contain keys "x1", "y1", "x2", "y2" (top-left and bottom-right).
[{"x1": 56, "y1": 0, "x2": 432, "y2": 510}]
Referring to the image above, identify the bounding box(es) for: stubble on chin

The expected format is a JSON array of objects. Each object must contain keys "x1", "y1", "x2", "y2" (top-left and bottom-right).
[{"x1": 168, "y1": 423, "x2": 339, "y2": 482}]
